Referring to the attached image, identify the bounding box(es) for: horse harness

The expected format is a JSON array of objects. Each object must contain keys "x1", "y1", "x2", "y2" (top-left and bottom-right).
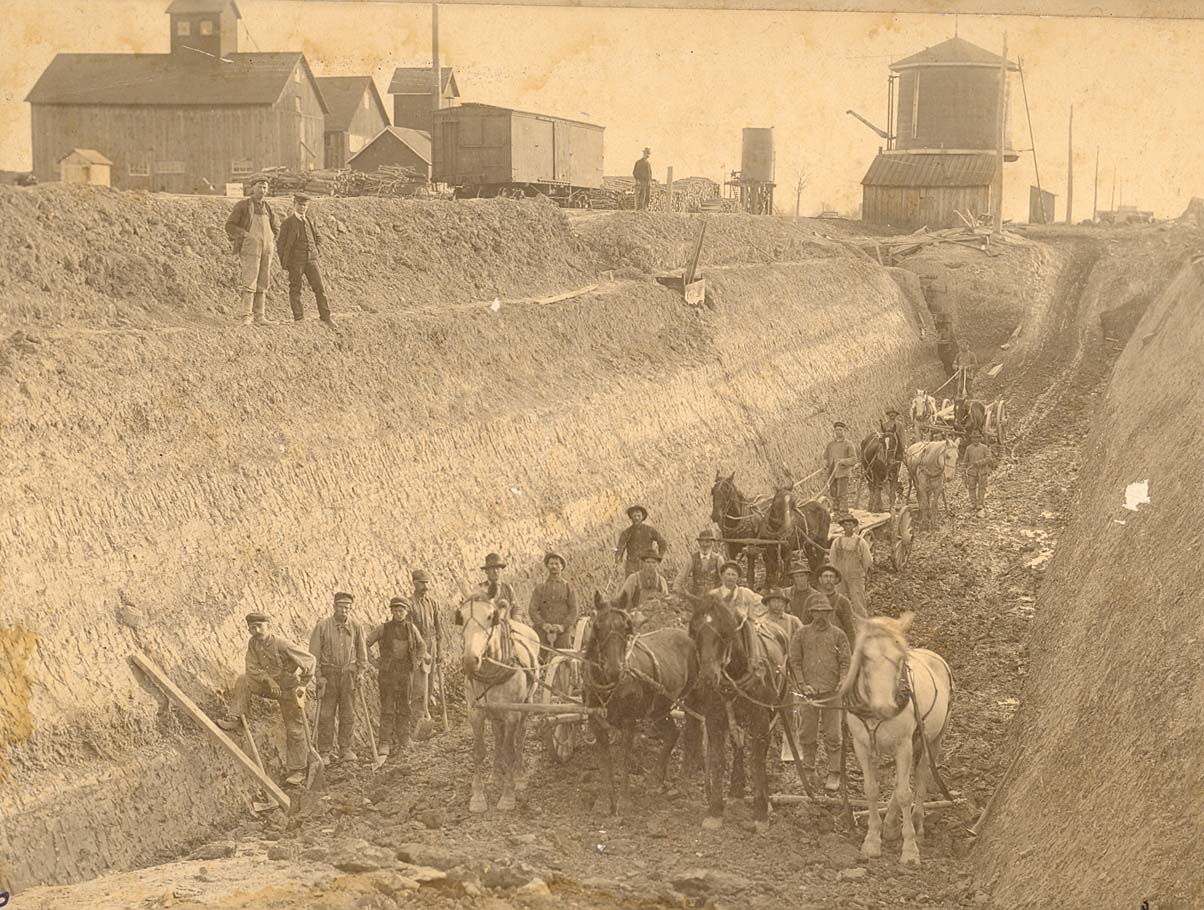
[{"x1": 462, "y1": 607, "x2": 535, "y2": 700}]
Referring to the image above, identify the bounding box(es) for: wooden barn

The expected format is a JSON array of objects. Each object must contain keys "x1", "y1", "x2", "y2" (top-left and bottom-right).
[
  {"x1": 25, "y1": 0, "x2": 328, "y2": 193},
  {"x1": 388, "y1": 66, "x2": 459, "y2": 134},
  {"x1": 316, "y1": 76, "x2": 390, "y2": 170},
  {"x1": 860, "y1": 36, "x2": 1019, "y2": 230},
  {"x1": 59, "y1": 149, "x2": 113, "y2": 186},
  {"x1": 347, "y1": 127, "x2": 431, "y2": 179}
]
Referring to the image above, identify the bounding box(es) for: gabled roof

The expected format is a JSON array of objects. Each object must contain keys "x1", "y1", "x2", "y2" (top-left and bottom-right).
[
  {"x1": 388, "y1": 66, "x2": 459, "y2": 97},
  {"x1": 349, "y1": 126, "x2": 432, "y2": 166},
  {"x1": 861, "y1": 153, "x2": 998, "y2": 188},
  {"x1": 60, "y1": 148, "x2": 113, "y2": 165},
  {"x1": 316, "y1": 76, "x2": 389, "y2": 131},
  {"x1": 26, "y1": 53, "x2": 328, "y2": 113},
  {"x1": 891, "y1": 36, "x2": 1018, "y2": 71},
  {"x1": 166, "y1": 0, "x2": 241, "y2": 16}
]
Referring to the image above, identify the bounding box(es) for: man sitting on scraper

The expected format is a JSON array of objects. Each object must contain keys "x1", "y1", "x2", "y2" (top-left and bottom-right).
[{"x1": 217, "y1": 612, "x2": 315, "y2": 787}]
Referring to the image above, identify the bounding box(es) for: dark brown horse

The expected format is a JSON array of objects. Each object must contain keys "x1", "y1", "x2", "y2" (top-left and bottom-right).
[
  {"x1": 685, "y1": 591, "x2": 788, "y2": 832},
  {"x1": 584, "y1": 589, "x2": 700, "y2": 814},
  {"x1": 860, "y1": 429, "x2": 904, "y2": 512},
  {"x1": 759, "y1": 486, "x2": 831, "y2": 588},
  {"x1": 710, "y1": 472, "x2": 767, "y2": 588}
]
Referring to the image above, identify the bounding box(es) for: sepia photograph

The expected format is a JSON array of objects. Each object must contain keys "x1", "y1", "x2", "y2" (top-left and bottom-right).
[{"x1": 0, "y1": 0, "x2": 1199, "y2": 907}]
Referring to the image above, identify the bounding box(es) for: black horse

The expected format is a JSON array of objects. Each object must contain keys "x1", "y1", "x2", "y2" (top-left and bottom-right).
[
  {"x1": 860, "y1": 427, "x2": 905, "y2": 512},
  {"x1": 710, "y1": 472, "x2": 766, "y2": 588},
  {"x1": 759, "y1": 486, "x2": 831, "y2": 587}
]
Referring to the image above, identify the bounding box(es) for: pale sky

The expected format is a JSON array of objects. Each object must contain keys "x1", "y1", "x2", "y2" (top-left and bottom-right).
[{"x1": 1, "y1": 0, "x2": 1200, "y2": 218}]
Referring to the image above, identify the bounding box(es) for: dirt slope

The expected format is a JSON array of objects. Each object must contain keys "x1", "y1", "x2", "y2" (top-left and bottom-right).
[
  {"x1": 0, "y1": 187, "x2": 940, "y2": 890},
  {"x1": 977, "y1": 257, "x2": 1204, "y2": 909}
]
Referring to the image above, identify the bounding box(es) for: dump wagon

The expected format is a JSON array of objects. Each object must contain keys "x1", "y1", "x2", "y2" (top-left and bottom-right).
[{"x1": 432, "y1": 103, "x2": 604, "y2": 207}]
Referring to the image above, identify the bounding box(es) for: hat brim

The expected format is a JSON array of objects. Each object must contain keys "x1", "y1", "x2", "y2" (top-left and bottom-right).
[
  {"x1": 626, "y1": 507, "x2": 648, "y2": 519},
  {"x1": 481, "y1": 562, "x2": 507, "y2": 570}
]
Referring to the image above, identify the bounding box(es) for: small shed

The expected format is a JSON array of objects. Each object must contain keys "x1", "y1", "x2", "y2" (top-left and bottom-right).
[
  {"x1": 59, "y1": 148, "x2": 112, "y2": 186},
  {"x1": 861, "y1": 152, "x2": 995, "y2": 230},
  {"x1": 1029, "y1": 185, "x2": 1056, "y2": 224},
  {"x1": 347, "y1": 126, "x2": 431, "y2": 179}
]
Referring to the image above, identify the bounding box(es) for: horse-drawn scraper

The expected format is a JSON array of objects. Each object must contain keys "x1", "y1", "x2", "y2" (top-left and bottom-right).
[{"x1": 655, "y1": 220, "x2": 708, "y2": 306}]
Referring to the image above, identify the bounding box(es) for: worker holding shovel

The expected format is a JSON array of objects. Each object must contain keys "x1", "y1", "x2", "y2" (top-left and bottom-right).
[{"x1": 367, "y1": 597, "x2": 427, "y2": 759}]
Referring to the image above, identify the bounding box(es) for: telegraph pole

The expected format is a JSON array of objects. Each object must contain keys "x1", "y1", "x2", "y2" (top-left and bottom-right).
[
  {"x1": 993, "y1": 32, "x2": 1007, "y2": 233},
  {"x1": 1093, "y1": 146, "x2": 1099, "y2": 221},
  {"x1": 1065, "y1": 105, "x2": 1074, "y2": 225},
  {"x1": 432, "y1": 2, "x2": 441, "y2": 117}
]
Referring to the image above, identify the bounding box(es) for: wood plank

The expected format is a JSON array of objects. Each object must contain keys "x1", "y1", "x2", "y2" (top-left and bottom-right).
[
  {"x1": 475, "y1": 702, "x2": 604, "y2": 715},
  {"x1": 771, "y1": 794, "x2": 957, "y2": 810},
  {"x1": 130, "y1": 651, "x2": 291, "y2": 811}
]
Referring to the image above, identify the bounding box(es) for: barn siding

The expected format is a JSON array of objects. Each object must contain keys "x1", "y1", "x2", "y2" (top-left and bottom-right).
[
  {"x1": 347, "y1": 135, "x2": 429, "y2": 177},
  {"x1": 862, "y1": 184, "x2": 992, "y2": 230},
  {"x1": 347, "y1": 93, "x2": 388, "y2": 154},
  {"x1": 31, "y1": 62, "x2": 325, "y2": 193}
]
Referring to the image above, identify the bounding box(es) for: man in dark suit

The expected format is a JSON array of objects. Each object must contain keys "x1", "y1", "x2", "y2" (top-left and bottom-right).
[{"x1": 276, "y1": 193, "x2": 334, "y2": 326}]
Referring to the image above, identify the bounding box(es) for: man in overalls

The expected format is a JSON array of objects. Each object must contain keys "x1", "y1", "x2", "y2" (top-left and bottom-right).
[
  {"x1": 528, "y1": 551, "x2": 579, "y2": 651},
  {"x1": 617, "y1": 549, "x2": 670, "y2": 602},
  {"x1": 409, "y1": 569, "x2": 443, "y2": 722},
  {"x1": 367, "y1": 597, "x2": 427, "y2": 757},
  {"x1": 675, "y1": 527, "x2": 724, "y2": 596},
  {"x1": 309, "y1": 591, "x2": 368, "y2": 763},
  {"x1": 829, "y1": 513, "x2": 873, "y2": 617},
  {"x1": 224, "y1": 175, "x2": 278, "y2": 326},
  {"x1": 823, "y1": 422, "x2": 859, "y2": 515}
]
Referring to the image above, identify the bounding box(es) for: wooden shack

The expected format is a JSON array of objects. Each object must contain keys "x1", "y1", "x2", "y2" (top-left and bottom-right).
[
  {"x1": 316, "y1": 76, "x2": 390, "y2": 170},
  {"x1": 388, "y1": 66, "x2": 459, "y2": 134},
  {"x1": 347, "y1": 127, "x2": 431, "y2": 179},
  {"x1": 26, "y1": 0, "x2": 328, "y2": 192},
  {"x1": 59, "y1": 149, "x2": 113, "y2": 186}
]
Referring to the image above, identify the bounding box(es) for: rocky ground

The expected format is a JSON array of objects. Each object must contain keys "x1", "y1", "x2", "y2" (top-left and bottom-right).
[{"x1": 16, "y1": 227, "x2": 1132, "y2": 910}]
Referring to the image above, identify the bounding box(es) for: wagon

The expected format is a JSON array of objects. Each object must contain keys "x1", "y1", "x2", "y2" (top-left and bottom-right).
[
  {"x1": 533, "y1": 615, "x2": 596, "y2": 762},
  {"x1": 921, "y1": 398, "x2": 1009, "y2": 454}
]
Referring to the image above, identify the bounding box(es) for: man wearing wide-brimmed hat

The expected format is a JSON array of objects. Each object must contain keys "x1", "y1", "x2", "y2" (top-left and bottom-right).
[
  {"x1": 224, "y1": 174, "x2": 279, "y2": 326},
  {"x1": 217, "y1": 611, "x2": 315, "y2": 786},
  {"x1": 477, "y1": 552, "x2": 523, "y2": 622},
  {"x1": 529, "y1": 551, "x2": 578, "y2": 651},
  {"x1": 675, "y1": 527, "x2": 724, "y2": 597},
  {"x1": 276, "y1": 191, "x2": 334, "y2": 326},
  {"x1": 789, "y1": 593, "x2": 850, "y2": 792},
  {"x1": 710, "y1": 559, "x2": 761, "y2": 621},
  {"x1": 962, "y1": 430, "x2": 997, "y2": 518},
  {"x1": 829, "y1": 513, "x2": 873, "y2": 617},
  {"x1": 633, "y1": 147, "x2": 653, "y2": 211},
  {"x1": 617, "y1": 548, "x2": 670, "y2": 603},
  {"x1": 823, "y1": 421, "x2": 859, "y2": 515},
  {"x1": 812, "y1": 563, "x2": 864, "y2": 644},
  {"x1": 615, "y1": 505, "x2": 669, "y2": 580}
]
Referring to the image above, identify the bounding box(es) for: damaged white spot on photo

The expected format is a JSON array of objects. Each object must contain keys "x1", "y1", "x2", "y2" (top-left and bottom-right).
[{"x1": 1122, "y1": 479, "x2": 1151, "y2": 512}]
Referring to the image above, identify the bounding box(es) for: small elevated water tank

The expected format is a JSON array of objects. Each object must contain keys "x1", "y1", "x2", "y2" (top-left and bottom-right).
[{"x1": 741, "y1": 128, "x2": 775, "y2": 183}]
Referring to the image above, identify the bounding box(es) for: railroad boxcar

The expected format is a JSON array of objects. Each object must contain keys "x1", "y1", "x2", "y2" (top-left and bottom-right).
[{"x1": 432, "y1": 103, "x2": 604, "y2": 207}]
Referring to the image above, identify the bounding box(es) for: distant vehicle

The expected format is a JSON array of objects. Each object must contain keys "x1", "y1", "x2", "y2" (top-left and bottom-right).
[
  {"x1": 432, "y1": 103, "x2": 604, "y2": 208},
  {"x1": 817, "y1": 210, "x2": 843, "y2": 219},
  {"x1": 1099, "y1": 207, "x2": 1154, "y2": 225}
]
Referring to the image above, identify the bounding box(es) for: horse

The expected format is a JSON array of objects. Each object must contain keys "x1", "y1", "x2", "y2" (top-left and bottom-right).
[
  {"x1": 954, "y1": 398, "x2": 988, "y2": 440},
  {"x1": 860, "y1": 430, "x2": 903, "y2": 512},
  {"x1": 837, "y1": 612, "x2": 953, "y2": 865},
  {"x1": 711, "y1": 472, "x2": 768, "y2": 588},
  {"x1": 455, "y1": 594, "x2": 540, "y2": 813},
  {"x1": 583, "y1": 589, "x2": 700, "y2": 813},
  {"x1": 759, "y1": 484, "x2": 831, "y2": 587},
  {"x1": 903, "y1": 439, "x2": 960, "y2": 530},
  {"x1": 909, "y1": 390, "x2": 938, "y2": 438},
  {"x1": 685, "y1": 591, "x2": 789, "y2": 833}
]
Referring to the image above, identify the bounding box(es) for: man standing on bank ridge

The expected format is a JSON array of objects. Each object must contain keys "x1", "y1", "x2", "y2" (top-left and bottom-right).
[{"x1": 224, "y1": 174, "x2": 278, "y2": 326}]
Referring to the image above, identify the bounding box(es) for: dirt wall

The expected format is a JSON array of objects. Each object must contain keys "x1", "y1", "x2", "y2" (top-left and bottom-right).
[
  {"x1": 0, "y1": 187, "x2": 942, "y2": 890},
  {"x1": 977, "y1": 259, "x2": 1204, "y2": 909}
]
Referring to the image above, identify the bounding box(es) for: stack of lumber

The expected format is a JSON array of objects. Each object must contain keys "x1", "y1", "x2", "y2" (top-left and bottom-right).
[
  {"x1": 598, "y1": 175, "x2": 724, "y2": 213},
  {"x1": 252, "y1": 165, "x2": 427, "y2": 199}
]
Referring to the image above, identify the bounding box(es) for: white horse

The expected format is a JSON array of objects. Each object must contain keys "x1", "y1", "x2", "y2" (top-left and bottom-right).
[
  {"x1": 903, "y1": 439, "x2": 960, "y2": 529},
  {"x1": 909, "y1": 390, "x2": 938, "y2": 437},
  {"x1": 456, "y1": 595, "x2": 540, "y2": 813},
  {"x1": 838, "y1": 612, "x2": 953, "y2": 865}
]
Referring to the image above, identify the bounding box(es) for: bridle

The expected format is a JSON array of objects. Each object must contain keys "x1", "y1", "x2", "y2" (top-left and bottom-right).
[
  {"x1": 460, "y1": 602, "x2": 522, "y2": 691},
  {"x1": 584, "y1": 609, "x2": 669, "y2": 711}
]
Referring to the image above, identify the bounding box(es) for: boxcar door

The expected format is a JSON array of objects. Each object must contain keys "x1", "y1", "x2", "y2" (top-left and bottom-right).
[
  {"x1": 531, "y1": 117, "x2": 556, "y2": 183},
  {"x1": 553, "y1": 120, "x2": 571, "y2": 185},
  {"x1": 440, "y1": 120, "x2": 459, "y2": 183}
]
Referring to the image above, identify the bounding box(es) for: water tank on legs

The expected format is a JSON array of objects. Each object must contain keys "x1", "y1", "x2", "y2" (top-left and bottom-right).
[{"x1": 741, "y1": 128, "x2": 775, "y2": 183}]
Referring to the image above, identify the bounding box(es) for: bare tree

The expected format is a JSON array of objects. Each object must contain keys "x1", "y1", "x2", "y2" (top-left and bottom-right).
[{"x1": 794, "y1": 167, "x2": 811, "y2": 220}]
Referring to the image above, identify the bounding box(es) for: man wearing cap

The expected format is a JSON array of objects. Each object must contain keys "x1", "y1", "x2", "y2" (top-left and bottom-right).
[
  {"x1": 787, "y1": 560, "x2": 815, "y2": 625},
  {"x1": 309, "y1": 592, "x2": 368, "y2": 763},
  {"x1": 963, "y1": 431, "x2": 997, "y2": 518},
  {"x1": 615, "y1": 505, "x2": 669, "y2": 580},
  {"x1": 529, "y1": 552, "x2": 579, "y2": 651},
  {"x1": 218, "y1": 612, "x2": 315, "y2": 786},
  {"x1": 367, "y1": 597, "x2": 427, "y2": 756},
  {"x1": 879, "y1": 407, "x2": 908, "y2": 506},
  {"x1": 224, "y1": 175, "x2": 279, "y2": 326},
  {"x1": 409, "y1": 569, "x2": 443, "y2": 721},
  {"x1": 675, "y1": 528, "x2": 724, "y2": 597},
  {"x1": 478, "y1": 553, "x2": 523, "y2": 623},
  {"x1": 829, "y1": 514, "x2": 873, "y2": 617},
  {"x1": 789, "y1": 593, "x2": 851, "y2": 792},
  {"x1": 710, "y1": 560, "x2": 761, "y2": 621},
  {"x1": 633, "y1": 148, "x2": 653, "y2": 211},
  {"x1": 812, "y1": 563, "x2": 864, "y2": 644},
  {"x1": 276, "y1": 193, "x2": 334, "y2": 326},
  {"x1": 761, "y1": 588, "x2": 803, "y2": 641},
  {"x1": 823, "y1": 422, "x2": 860, "y2": 515},
  {"x1": 618, "y1": 548, "x2": 670, "y2": 603}
]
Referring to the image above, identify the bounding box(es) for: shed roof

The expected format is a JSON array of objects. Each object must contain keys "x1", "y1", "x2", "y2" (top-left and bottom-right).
[
  {"x1": 437, "y1": 102, "x2": 604, "y2": 131},
  {"x1": 316, "y1": 76, "x2": 389, "y2": 131},
  {"x1": 60, "y1": 148, "x2": 113, "y2": 165},
  {"x1": 26, "y1": 52, "x2": 328, "y2": 112},
  {"x1": 349, "y1": 126, "x2": 432, "y2": 166},
  {"x1": 388, "y1": 66, "x2": 459, "y2": 97},
  {"x1": 166, "y1": 0, "x2": 241, "y2": 15},
  {"x1": 861, "y1": 153, "x2": 997, "y2": 188},
  {"x1": 891, "y1": 36, "x2": 1018, "y2": 71}
]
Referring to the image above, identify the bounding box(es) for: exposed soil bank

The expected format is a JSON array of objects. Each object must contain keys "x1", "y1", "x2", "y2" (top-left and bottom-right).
[
  {"x1": 0, "y1": 189, "x2": 939, "y2": 890},
  {"x1": 976, "y1": 253, "x2": 1204, "y2": 909}
]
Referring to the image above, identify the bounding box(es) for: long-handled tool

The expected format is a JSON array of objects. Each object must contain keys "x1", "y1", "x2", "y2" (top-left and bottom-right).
[
  {"x1": 358, "y1": 686, "x2": 386, "y2": 771},
  {"x1": 300, "y1": 689, "x2": 325, "y2": 790},
  {"x1": 435, "y1": 653, "x2": 450, "y2": 734},
  {"x1": 240, "y1": 716, "x2": 264, "y2": 771}
]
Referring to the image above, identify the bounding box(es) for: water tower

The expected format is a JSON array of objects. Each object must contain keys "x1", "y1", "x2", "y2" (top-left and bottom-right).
[
  {"x1": 853, "y1": 36, "x2": 1019, "y2": 230},
  {"x1": 725, "y1": 127, "x2": 775, "y2": 215}
]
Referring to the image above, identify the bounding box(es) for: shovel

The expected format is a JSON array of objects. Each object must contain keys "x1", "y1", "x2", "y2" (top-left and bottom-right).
[
  {"x1": 358, "y1": 686, "x2": 387, "y2": 771},
  {"x1": 300, "y1": 689, "x2": 326, "y2": 791}
]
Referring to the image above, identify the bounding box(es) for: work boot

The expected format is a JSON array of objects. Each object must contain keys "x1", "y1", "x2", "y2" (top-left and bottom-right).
[
  {"x1": 320, "y1": 314, "x2": 336, "y2": 327},
  {"x1": 802, "y1": 748, "x2": 817, "y2": 774},
  {"x1": 824, "y1": 772, "x2": 842, "y2": 793},
  {"x1": 285, "y1": 770, "x2": 305, "y2": 786},
  {"x1": 378, "y1": 743, "x2": 391, "y2": 757},
  {"x1": 319, "y1": 751, "x2": 334, "y2": 764},
  {"x1": 341, "y1": 749, "x2": 359, "y2": 762}
]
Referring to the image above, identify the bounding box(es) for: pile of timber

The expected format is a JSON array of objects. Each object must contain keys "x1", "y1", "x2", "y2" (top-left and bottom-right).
[
  {"x1": 598, "y1": 175, "x2": 725, "y2": 213},
  {"x1": 857, "y1": 224, "x2": 1033, "y2": 261},
  {"x1": 253, "y1": 165, "x2": 428, "y2": 199}
]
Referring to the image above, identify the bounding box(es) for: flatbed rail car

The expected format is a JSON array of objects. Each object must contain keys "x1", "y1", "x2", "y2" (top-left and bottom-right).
[{"x1": 432, "y1": 103, "x2": 604, "y2": 207}]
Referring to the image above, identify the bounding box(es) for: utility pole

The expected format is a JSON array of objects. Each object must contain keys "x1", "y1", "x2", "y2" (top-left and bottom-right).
[
  {"x1": 1065, "y1": 104, "x2": 1074, "y2": 225},
  {"x1": 993, "y1": 32, "x2": 1007, "y2": 233},
  {"x1": 1093, "y1": 146, "x2": 1099, "y2": 221},
  {"x1": 431, "y1": 2, "x2": 441, "y2": 119},
  {"x1": 1111, "y1": 167, "x2": 1116, "y2": 211},
  {"x1": 1018, "y1": 59, "x2": 1044, "y2": 222}
]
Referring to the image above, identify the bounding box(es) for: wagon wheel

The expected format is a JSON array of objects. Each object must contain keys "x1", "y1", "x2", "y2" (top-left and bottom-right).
[
  {"x1": 995, "y1": 400, "x2": 1009, "y2": 454},
  {"x1": 542, "y1": 657, "x2": 580, "y2": 763},
  {"x1": 890, "y1": 506, "x2": 915, "y2": 571}
]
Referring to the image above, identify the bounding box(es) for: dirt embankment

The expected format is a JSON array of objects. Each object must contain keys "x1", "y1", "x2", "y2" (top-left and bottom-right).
[
  {"x1": 0, "y1": 186, "x2": 940, "y2": 890},
  {"x1": 977, "y1": 253, "x2": 1204, "y2": 908}
]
